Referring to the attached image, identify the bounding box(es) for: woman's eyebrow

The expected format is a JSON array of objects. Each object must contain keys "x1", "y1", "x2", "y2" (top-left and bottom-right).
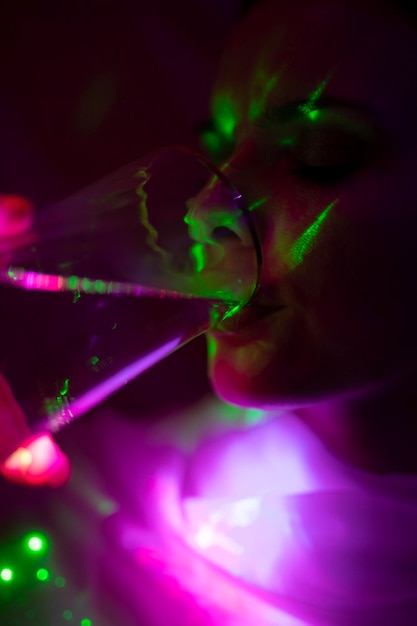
[{"x1": 194, "y1": 99, "x2": 377, "y2": 144}]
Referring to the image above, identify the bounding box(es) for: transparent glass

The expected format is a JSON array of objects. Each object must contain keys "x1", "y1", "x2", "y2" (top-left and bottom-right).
[{"x1": 0, "y1": 147, "x2": 261, "y2": 434}]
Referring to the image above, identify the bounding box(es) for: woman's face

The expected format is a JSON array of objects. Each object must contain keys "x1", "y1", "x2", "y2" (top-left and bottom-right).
[{"x1": 205, "y1": 0, "x2": 417, "y2": 408}]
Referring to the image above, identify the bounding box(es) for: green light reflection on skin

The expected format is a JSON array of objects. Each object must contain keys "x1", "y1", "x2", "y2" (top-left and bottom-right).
[
  {"x1": 221, "y1": 302, "x2": 243, "y2": 321},
  {"x1": 298, "y1": 77, "x2": 329, "y2": 120},
  {"x1": 200, "y1": 129, "x2": 224, "y2": 162},
  {"x1": 249, "y1": 73, "x2": 277, "y2": 121},
  {"x1": 307, "y1": 109, "x2": 321, "y2": 121},
  {"x1": 245, "y1": 408, "x2": 266, "y2": 425},
  {"x1": 248, "y1": 197, "x2": 267, "y2": 212},
  {"x1": 289, "y1": 200, "x2": 338, "y2": 269},
  {"x1": 212, "y1": 93, "x2": 238, "y2": 142},
  {"x1": 190, "y1": 242, "x2": 206, "y2": 273}
]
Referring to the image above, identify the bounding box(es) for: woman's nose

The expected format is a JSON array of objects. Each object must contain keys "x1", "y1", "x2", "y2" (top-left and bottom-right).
[
  {"x1": 185, "y1": 148, "x2": 265, "y2": 249},
  {"x1": 185, "y1": 173, "x2": 254, "y2": 247}
]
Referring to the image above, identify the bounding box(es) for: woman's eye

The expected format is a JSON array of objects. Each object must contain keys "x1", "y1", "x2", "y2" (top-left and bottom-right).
[
  {"x1": 290, "y1": 134, "x2": 370, "y2": 184},
  {"x1": 278, "y1": 117, "x2": 379, "y2": 184}
]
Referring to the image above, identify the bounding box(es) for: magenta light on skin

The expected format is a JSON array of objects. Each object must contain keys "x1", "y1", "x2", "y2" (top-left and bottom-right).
[{"x1": 44, "y1": 337, "x2": 183, "y2": 432}]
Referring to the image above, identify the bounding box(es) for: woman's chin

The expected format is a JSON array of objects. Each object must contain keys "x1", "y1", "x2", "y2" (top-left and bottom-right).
[
  {"x1": 208, "y1": 349, "x2": 353, "y2": 410},
  {"x1": 208, "y1": 355, "x2": 288, "y2": 409}
]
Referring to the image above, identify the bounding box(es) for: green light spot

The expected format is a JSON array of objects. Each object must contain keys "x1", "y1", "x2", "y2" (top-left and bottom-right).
[
  {"x1": 248, "y1": 197, "x2": 267, "y2": 212},
  {"x1": 90, "y1": 356, "x2": 99, "y2": 366},
  {"x1": 36, "y1": 568, "x2": 50, "y2": 582},
  {"x1": 1, "y1": 568, "x2": 13, "y2": 582},
  {"x1": 94, "y1": 279, "x2": 105, "y2": 294},
  {"x1": 280, "y1": 137, "x2": 295, "y2": 147},
  {"x1": 63, "y1": 609, "x2": 73, "y2": 620},
  {"x1": 221, "y1": 302, "x2": 243, "y2": 321},
  {"x1": 68, "y1": 276, "x2": 78, "y2": 290},
  {"x1": 190, "y1": 242, "x2": 206, "y2": 273},
  {"x1": 55, "y1": 576, "x2": 67, "y2": 588},
  {"x1": 298, "y1": 77, "x2": 329, "y2": 119},
  {"x1": 245, "y1": 408, "x2": 266, "y2": 425},
  {"x1": 27, "y1": 535, "x2": 44, "y2": 552},
  {"x1": 97, "y1": 499, "x2": 117, "y2": 515},
  {"x1": 59, "y1": 379, "x2": 69, "y2": 397},
  {"x1": 81, "y1": 619, "x2": 92, "y2": 626},
  {"x1": 212, "y1": 93, "x2": 238, "y2": 142},
  {"x1": 307, "y1": 109, "x2": 320, "y2": 121},
  {"x1": 289, "y1": 200, "x2": 338, "y2": 269},
  {"x1": 201, "y1": 130, "x2": 223, "y2": 161},
  {"x1": 249, "y1": 73, "x2": 277, "y2": 122},
  {"x1": 81, "y1": 277, "x2": 91, "y2": 292}
]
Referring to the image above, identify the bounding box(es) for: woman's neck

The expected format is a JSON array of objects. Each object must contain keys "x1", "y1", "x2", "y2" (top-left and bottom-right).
[{"x1": 295, "y1": 374, "x2": 417, "y2": 474}]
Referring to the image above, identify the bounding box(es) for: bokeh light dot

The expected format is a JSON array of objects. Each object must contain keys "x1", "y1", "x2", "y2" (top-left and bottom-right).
[
  {"x1": 81, "y1": 619, "x2": 92, "y2": 626},
  {"x1": 27, "y1": 535, "x2": 44, "y2": 551},
  {"x1": 63, "y1": 609, "x2": 73, "y2": 620},
  {"x1": 55, "y1": 575, "x2": 67, "y2": 587},
  {"x1": 0, "y1": 568, "x2": 13, "y2": 582},
  {"x1": 36, "y1": 568, "x2": 50, "y2": 581}
]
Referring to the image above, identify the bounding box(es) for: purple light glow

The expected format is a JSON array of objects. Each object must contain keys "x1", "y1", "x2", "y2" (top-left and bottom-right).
[
  {"x1": 46, "y1": 337, "x2": 182, "y2": 432},
  {"x1": 107, "y1": 410, "x2": 417, "y2": 624}
]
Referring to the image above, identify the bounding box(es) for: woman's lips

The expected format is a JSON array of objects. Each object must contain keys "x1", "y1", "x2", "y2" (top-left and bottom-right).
[{"x1": 214, "y1": 302, "x2": 285, "y2": 334}]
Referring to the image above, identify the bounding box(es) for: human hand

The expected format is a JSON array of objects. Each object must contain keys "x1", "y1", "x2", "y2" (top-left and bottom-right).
[{"x1": 0, "y1": 194, "x2": 70, "y2": 487}]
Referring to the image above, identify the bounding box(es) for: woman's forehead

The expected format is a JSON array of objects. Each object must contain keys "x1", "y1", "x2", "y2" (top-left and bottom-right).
[{"x1": 213, "y1": 1, "x2": 417, "y2": 131}]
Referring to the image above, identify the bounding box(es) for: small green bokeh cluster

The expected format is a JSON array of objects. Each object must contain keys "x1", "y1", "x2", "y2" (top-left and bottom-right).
[{"x1": 0, "y1": 530, "x2": 93, "y2": 625}]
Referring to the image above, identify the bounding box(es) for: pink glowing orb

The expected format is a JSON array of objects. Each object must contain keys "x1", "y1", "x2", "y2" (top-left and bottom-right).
[{"x1": 1, "y1": 433, "x2": 70, "y2": 487}]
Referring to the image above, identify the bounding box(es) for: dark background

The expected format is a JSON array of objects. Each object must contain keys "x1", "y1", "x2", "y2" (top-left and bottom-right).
[
  {"x1": 0, "y1": 2, "x2": 242, "y2": 624},
  {"x1": 0, "y1": 0, "x2": 242, "y2": 413}
]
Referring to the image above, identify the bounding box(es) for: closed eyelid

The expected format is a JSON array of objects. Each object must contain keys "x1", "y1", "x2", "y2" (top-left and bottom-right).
[{"x1": 256, "y1": 96, "x2": 377, "y2": 126}]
